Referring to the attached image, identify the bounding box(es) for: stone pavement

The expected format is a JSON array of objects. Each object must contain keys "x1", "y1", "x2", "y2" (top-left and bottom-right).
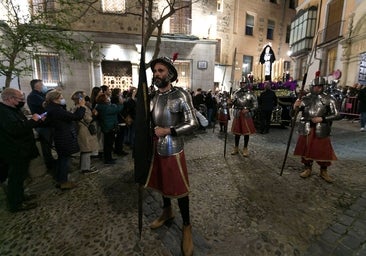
[
  {"x1": 304, "y1": 191, "x2": 366, "y2": 256},
  {"x1": 0, "y1": 119, "x2": 366, "y2": 255}
]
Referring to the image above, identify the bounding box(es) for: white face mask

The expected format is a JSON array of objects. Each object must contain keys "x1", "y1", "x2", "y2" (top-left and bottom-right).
[
  {"x1": 41, "y1": 86, "x2": 48, "y2": 94},
  {"x1": 60, "y1": 98, "x2": 66, "y2": 105}
]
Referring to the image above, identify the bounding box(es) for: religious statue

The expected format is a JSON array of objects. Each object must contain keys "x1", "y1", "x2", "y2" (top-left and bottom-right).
[{"x1": 260, "y1": 44, "x2": 276, "y2": 81}]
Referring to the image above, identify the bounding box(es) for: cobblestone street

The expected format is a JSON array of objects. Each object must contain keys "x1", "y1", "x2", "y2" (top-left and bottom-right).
[{"x1": 1, "y1": 119, "x2": 365, "y2": 255}]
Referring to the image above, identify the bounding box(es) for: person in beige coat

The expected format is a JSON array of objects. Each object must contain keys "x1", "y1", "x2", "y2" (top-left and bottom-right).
[{"x1": 71, "y1": 91, "x2": 99, "y2": 174}]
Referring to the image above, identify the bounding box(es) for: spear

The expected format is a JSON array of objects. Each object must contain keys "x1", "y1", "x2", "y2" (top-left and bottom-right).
[
  {"x1": 280, "y1": 32, "x2": 319, "y2": 176},
  {"x1": 134, "y1": 0, "x2": 152, "y2": 239},
  {"x1": 224, "y1": 123, "x2": 228, "y2": 157},
  {"x1": 279, "y1": 73, "x2": 306, "y2": 176}
]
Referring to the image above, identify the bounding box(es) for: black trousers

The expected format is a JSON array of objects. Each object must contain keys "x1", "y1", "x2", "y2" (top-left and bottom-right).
[
  {"x1": 163, "y1": 196, "x2": 190, "y2": 226},
  {"x1": 103, "y1": 130, "x2": 116, "y2": 161},
  {"x1": 7, "y1": 160, "x2": 30, "y2": 211},
  {"x1": 260, "y1": 110, "x2": 272, "y2": 133}
]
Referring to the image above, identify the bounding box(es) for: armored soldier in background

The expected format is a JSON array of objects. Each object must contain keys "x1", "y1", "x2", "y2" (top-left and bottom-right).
[
  {"x1": 293, "y1": 77, "x2": 339, "y2": 183},
  {"x1": 217, "y1": 91, "x2": 231, "y2": 132},
  {"x1": 145, "y1": 57, "x2": 198, "y2": 256},
  {"x1": 230, "y1": 83, "x2": 258, "y2": 157}
]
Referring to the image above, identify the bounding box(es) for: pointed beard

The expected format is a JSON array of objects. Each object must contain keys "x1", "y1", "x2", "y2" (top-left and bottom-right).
[{"x1": 153, "y1": 77, "x2": 170, "y2": 88}]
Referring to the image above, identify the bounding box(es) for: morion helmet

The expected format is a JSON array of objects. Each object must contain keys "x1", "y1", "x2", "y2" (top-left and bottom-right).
[{"x1": 150, "y1": 56, "x2": 178, "y2": 82}]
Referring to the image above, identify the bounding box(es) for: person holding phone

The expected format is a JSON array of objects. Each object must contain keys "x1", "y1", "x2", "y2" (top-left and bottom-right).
[
  {"x1": 43, "y1": 90, "x2": 86, "y2": 190},
  {"x1": 71, "y1": 91, "x2": 98, "y2": 174}
]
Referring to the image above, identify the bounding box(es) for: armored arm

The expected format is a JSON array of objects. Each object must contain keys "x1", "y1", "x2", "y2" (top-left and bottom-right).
[
  {"x1": 323, "y1": 96, "x2": 340, "y2": 121},
  {"x1": 174, "y1": 90, "x2": 199, "y2": 135}
]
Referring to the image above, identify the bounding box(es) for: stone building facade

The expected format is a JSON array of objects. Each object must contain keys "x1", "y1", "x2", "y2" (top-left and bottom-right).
[
  {"x1": 215, "y1": 0, "x2": 296, "y2": 92},
  {"x1": 2, "y1": 0, "x2": 296, "y2": 102},
  {"x1": 290, "y1": 0, "x2": 366, "y2": 88}
]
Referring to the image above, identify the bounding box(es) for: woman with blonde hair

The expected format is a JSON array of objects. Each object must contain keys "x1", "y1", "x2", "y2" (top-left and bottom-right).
[
  {"x1": 71, "y1": 91, "x2": 98, "y2": 173},
  {"x1": 44, "y1": 89, "x2": 86, "y2": 190}
]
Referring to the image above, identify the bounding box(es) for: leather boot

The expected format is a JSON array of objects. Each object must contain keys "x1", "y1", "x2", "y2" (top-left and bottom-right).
[
  {"x1": 231, "y1": 146, "x2": 239, "y2": 155},
  {"x1": 319, "y1": 168, "x2": 333, "y2": 183},
  {"x1": 300, "y1": 167, "x2": 312, "y2": 178},
  {"x1": 242, "y1": 147, "x2": 249, "y2": 157},
  {"x1": 150, "y1": 206, "x2": 174, "y2": 229},
  {"x1": 182, "y1": 224, "x2": 194, "y2": 256}
]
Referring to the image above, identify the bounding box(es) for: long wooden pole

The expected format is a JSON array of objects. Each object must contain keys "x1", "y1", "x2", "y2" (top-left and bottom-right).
[{"x1": 280, "y1": 32, "x2": 319, "y2": 176}]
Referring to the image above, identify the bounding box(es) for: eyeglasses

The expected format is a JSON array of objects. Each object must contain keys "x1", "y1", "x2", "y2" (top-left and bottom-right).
[{"x1": 13, "y1": 96, "x2": 25, "y2": 101}]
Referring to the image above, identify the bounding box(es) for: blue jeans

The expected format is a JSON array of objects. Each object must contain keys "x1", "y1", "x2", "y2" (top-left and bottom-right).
[{"x1": 57, "y1": 156, "x2": 70, "y2": 183}]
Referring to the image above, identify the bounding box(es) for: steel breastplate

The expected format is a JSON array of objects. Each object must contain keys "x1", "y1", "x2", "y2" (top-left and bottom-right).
[{"x1": 151, "y1": 87, "x2": 197, "y2": 156}]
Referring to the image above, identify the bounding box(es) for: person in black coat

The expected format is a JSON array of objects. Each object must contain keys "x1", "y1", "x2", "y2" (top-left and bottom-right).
[
  {"x1": 357, "y1": 84, "x2": 366, "y2": 131},
  {"x1": 258, "y1": 81, "x2": 277, "y2": 134},
  {"x1": 0, "y1": 88, "x2": 43, "y2": 212},
  {"x1": 27, "y1": 79, "x2": 56, "y2": 171},
  {"x1": 44, "y1": 89, "x2": 86, "y2": 190}
]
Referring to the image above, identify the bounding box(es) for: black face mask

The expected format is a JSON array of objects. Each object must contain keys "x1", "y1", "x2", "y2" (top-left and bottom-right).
[{"x1": 15, "y1": 101, "x2": 25, "y2": 109}]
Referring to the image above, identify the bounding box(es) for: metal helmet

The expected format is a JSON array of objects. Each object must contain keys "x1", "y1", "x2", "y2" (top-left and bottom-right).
[
  {"x1": 311, "y1": 77, "x2": 326, "y2": 87},
  {"x1": 150, "y1": 56, "x2": 178, "y2": 82},
  {"x1": 310, "y1": 77, "x2": 326, "y2": 94}
]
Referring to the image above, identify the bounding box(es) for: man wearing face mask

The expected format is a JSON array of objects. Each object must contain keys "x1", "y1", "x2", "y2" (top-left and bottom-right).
[
  {"x1": 0, "y1": 88, "x2": 44, "y2": 212},
  {"x1": 145, "y1": 57, "x2": 198, "y2": 256},
  {"x1": 27, "y1": 79, "x2": 56, "y2": 172}
]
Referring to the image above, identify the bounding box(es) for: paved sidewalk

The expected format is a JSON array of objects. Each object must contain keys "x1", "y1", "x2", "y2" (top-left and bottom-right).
[{"x1": 304, "y1": 191, "x2": 366, "y2": 256}]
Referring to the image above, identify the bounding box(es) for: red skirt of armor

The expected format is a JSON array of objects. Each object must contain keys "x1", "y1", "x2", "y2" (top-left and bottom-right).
[
  {"x1": 218, "y1": 112, "x2": 230, "y2": 123},
  {"x1": 294, "y1": 128, "x2": 337, "y2": 162},
  {"x1": 145, "y1": 150, "x2": 190, "y2": 198},
  {"x1": 231, "y1": 112, "x2": 256, "y2": 135}
]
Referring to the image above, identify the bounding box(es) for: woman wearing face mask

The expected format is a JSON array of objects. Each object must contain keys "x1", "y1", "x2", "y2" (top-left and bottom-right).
[{"x1": 43, "y1": 89, "x2": 86, "y2": 190}]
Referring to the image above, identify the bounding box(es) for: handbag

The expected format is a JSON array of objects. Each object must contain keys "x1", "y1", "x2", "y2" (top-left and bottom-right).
[
  {"x1": 196, "y1": 110, "x2": 209, "y2": 127},
  {"x1": 80, "y1": 120, "x2": 97, "y2": 135}
]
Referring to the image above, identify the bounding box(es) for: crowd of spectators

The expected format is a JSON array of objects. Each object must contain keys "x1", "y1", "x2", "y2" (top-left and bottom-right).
[{"x1": 0, "y1": 80, "x2": 136, "y2": 212}]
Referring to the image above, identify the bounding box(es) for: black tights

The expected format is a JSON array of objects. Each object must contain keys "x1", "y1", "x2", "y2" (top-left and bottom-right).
[
  {"x1": 163, "y1": 196, "x2": 190, "y2": 226},
  {"x1": 234, "y1": 135, "x2": 249, "y2": 147}
]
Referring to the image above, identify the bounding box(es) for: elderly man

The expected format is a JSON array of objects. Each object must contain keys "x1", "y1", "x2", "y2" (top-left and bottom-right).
[
  {"x1": 145, "y1": 56, "x2": 198, "y2": 256},
  {"x1": 0, "y1": 88, "x2": 43, "y2": 212}
]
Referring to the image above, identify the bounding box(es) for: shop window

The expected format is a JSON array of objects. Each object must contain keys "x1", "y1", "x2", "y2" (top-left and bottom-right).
[{"x1": 102, "y1": 61, "x2": 132, "y2": 91}]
